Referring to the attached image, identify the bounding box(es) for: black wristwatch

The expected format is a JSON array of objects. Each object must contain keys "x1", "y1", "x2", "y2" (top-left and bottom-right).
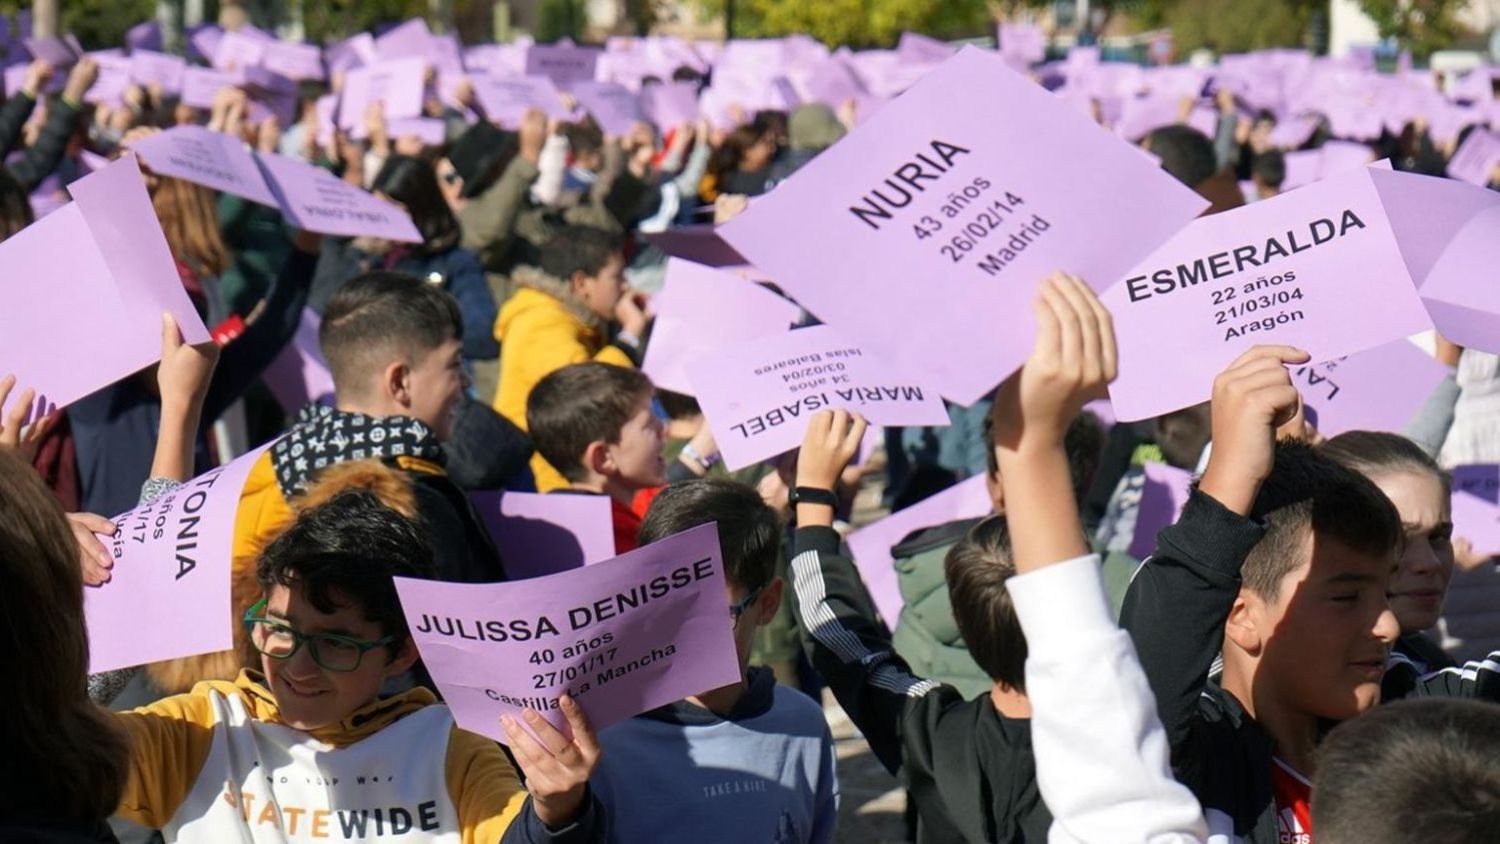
[{"x1": 789, "y1": 486, "x2": 839, "y2": 509}]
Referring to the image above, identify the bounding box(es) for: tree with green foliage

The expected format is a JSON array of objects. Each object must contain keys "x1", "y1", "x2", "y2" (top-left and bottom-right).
[
  {"x1": 693, "y1": 0, "x2": 992, "y2": 47},
  {"x1": 1356, "y1": 0, "x2": 1468, "y2": 59}
]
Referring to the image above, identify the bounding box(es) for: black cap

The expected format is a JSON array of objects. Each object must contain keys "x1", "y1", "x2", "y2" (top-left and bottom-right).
[{"x1": 447, "y1": 121, "x2": 519, "y2": 199}]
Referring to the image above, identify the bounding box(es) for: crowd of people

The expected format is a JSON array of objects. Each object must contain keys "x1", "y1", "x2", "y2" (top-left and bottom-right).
[{"x1": 0, "y1": 9, "x2": 1499, "y2": 844}]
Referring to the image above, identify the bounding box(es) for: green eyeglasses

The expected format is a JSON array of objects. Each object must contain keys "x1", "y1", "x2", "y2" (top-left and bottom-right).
[{"x1": 242, "y1": 599, "x2": 394, "y2": 673}]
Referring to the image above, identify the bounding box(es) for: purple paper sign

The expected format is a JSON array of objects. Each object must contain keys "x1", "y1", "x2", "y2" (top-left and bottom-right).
[
  {"x1": 255, "y1": 150, "x2": 423, "y2": 243},
  {"x1": 999, "y1": 24, "x2": 1046, "y2": 65},
  {"x1": 470, "y1": 74, "x2": 571, "y2": 127},
  {"x1": 180, "y1": 66, "x2": 239, "y2": 110},
  {"x1": 387, "y1": 117, "x2": 446, "y2": 147},
  {"x1": 1289, "y1": 340, "x2": 1450, "y2": 437},
  {"x1": 130, "y1": 50, "x2": 187, "y2": 93},
  {"x1": 642, "y1": 81, "x2": 700, "y2": 129},
  {"x1": 130, "y1": 125, "x2": 279, "y2": 207},
  {"x1": 261, "y1": 308, "x2": 334, "y2": 413},
  {"x1": 1129, "y1": 463, "x2": 1193, "y2": 560},
  {"x1": 797, "y1": 57, "x2": 868, "y2": 108},
  {"x1": 261, "y1": 41, "x2": 325, "y2": 82},
  {"x1": 212, "y1": 30, "x2": 266, "y2": 71},
  {"x1": 395, "y1": 522, "x2": 742, "y2": 742},
  {"x1": 687, "y1": 324, "x2": 949, "y2": 471},
  {"x1": 126, "y1": 21, "x2": 163, "y2": 53},
  {"x1": 470, "y1": 491, "x2": 615, "y2": 580},
  {"x1": 1446, "y1": 129, "x2": 1500, "y2": 187},
  {"x1": 373, "y1": 18, "x2": 434, "y2": 63},
  {"x1": 1106, "y1": 165, "x2": 1432, "y2": 422},
  {"x1": 525, "y1": 44, "x2": 601, "y2": 89},
  {"x1": 1415, "y1": 201, "x2": 1500, "y2": 354},
  {"x1": 326, "y1": 32, "x2": 376, "y2": 74},
  {"x1": 719, "y1": 47, "x2": 1208, "y2": 406},
  {"x1": 1114, "y1": 94, "x2": 1188, "y2": 141},
  {"x1": 570, "y1": 80, "x2": 647, "y2": 136},
  {"x1": 187, "y1": 24, "x2": 224, "y2": 64},
  {"x1": 1, "y1": 156, "x2": 208, "y2": 416},
  {"x1": 340, "y1": 57, "x2": 427, "y2": 132},
  {"x1": 642, "y1": 259, "x2": 800, "y2": 395},
  {"x1": 1269, "y1": 115, "x2": 1319, "y2": 150},
  {"x1": 85, "y1": 53, "x2": 133, "y2": 106},
  {"x1": 897, "y1": 32, "x2": 955, "y2": 64},
  {"x1": 24, "y1": 36, "x2": 78, "y2": 68},
  {"x1": 1451, "y1": 466, "x2": 1500, "y2": 555},
  {"x1": 84, "y1": 444, "x2": 271, "y2": 673},
  {"x1": 845, "y1": 474, "x2": 992, "y2": 626}
]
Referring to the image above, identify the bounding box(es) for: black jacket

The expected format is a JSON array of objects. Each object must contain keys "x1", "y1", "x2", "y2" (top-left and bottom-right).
[
  {"x1": 1121, "y1": 489, "x2": 1500, "y2": 843},
  {"x1": 789, "y1": 525, "x2": 1050, "y2": 842},
  {"x1": 1121, "y1": 490, "x2": 1279, "y2": 843},
  {"x1": 1, "y1": 93, "x2": 81, "y2": 192}
]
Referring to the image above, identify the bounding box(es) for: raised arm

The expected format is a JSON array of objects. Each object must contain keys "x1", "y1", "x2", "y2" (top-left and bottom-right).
[
  {"x1": 789, "y1": 409, "x2": 939, "y2": 775},
  {"x1": 995, "y1": 273, "x2": 1206, "y2": 843}
]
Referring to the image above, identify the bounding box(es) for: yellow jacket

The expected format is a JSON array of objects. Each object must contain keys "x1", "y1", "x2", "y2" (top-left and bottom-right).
[
  {"x1": 492, "y1": 267, "x2": 636, "y2": 492},
  {"x1": 114, "y1": 671, "x2": 526, "y2": 843},
  {"x1": 143, "y1": 454, "x2": 444, "y2": 696}
]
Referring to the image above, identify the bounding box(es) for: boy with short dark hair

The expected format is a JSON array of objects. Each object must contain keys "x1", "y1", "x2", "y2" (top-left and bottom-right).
[
  {"x1": 587, "y1": 477, "x2": 838, "y2": 843},
  {"x1": 1249, "y1": 151, "x2": 1286, "y2": 201},
  {"x1": 789, "y1": 401, "x2": 1057, "y2": 840},
  {"x1": 526, "y1": 362, "x2": 666, "y2": 553},
  {"x1": 1312, "y1": 698, "x2": 1500, "y2": 841},
  {"x1": 493, "y1": 225, "x2": 649, "y2": 491},
  {"x1": 106, "y1": 484, "x2": 602, "y2": 842},
  {"x1": 247, "y1": 270, "x2": 505, "y2": 583},
  {"x1": 1121, "y1": 344, "x2": 1405, "y2": 842},
  {"x1": 890, "y1": 412, "x2": 1101, "y2": 698},
  {"x1": 149, "y1": 272, "x2": 509, "y2": 696}
]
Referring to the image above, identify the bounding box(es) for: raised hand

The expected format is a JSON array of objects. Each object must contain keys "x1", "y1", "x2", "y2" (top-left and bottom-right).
[
  {"x1": 0, "y1": 374, "x2": 58, "y2": 462},
  {"x1": 1197, "y1": 345, "x2": 1310, "y2": 516}
]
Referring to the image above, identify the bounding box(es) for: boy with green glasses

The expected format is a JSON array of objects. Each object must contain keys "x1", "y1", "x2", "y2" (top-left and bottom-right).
[{"x1": 105, "y1": 466, "x2": 605, "y2": 843}]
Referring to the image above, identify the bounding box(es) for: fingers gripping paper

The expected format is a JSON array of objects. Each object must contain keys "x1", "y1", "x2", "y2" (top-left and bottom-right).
[
  {"x1": 395, "y1": 523, "x2": 743, "y2": 742},
  {"x1": 718, "y1": 46, "x2": 1208, "y2": 406},
  {"x1": 0, "y1": 154, "x2": 209, "y2": 416},
  {"x1": 85, "y1": 445, "x2": 271, "y2": 673}
]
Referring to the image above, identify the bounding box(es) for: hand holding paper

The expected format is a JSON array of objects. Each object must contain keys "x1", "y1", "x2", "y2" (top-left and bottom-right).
[
  {"x1": 501, "y1": 695, "x2": 600, "y2": 829},
  {"x1": 994, "y1": 273, "x2": 1118, "y2": 574},
  {"x1": 66, "y1": 512, "x2": 116, "y2": 587},
  {"x1": 1198, "y1": 346, "x2": 1309, "y2": 516},
  {"x1": 992, "y1": 273, "x2": 1117, "y2": 454},
  {"x1": 0, "y1": 374, "x2": 57, "y2": 460}
]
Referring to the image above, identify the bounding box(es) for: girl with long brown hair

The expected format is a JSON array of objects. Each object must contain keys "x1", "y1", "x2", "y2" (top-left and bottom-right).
[{"x1": 0, "y1": 447, "x2": 129, "y2": 840}]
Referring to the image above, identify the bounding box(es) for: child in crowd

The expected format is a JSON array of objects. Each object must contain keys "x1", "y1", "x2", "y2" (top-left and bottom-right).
[
  {"x1": 988, "y1": 277, "x2": 1500, "y2": 843},
  {"x1": 890, "y1": 412, "x2": 1102, "y2": 699},
  {"x1": 525, "y1": 362, "x2": 666, "y2": 553},
  {"x1": 588, "y1": 477, "x2": 838, "y2": 843},
  {"x1": 789, "y1": 392, "x2": 1083, "y2": 839},
  {"x1": 494, "y1": 225, "x2": 648, "y2": 491},
  {"x1": 1321, "y1": 431, "x2": 1460, "y2": 690},
  {"x1": 1121, "y1": 342, "x2": 1404, "y2": 841},
  {"x1": 143, "y1": 272, "x2": 510, "y2": 698}
]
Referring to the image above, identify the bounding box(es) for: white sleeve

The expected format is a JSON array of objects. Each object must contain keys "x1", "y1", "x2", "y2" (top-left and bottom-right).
[
  {"x1": 530, "y1": 134, "x2": 569, "y2": 206},
  {"x1": 1007, "y1": 555, "x2": 1207, "y2": 844}
]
